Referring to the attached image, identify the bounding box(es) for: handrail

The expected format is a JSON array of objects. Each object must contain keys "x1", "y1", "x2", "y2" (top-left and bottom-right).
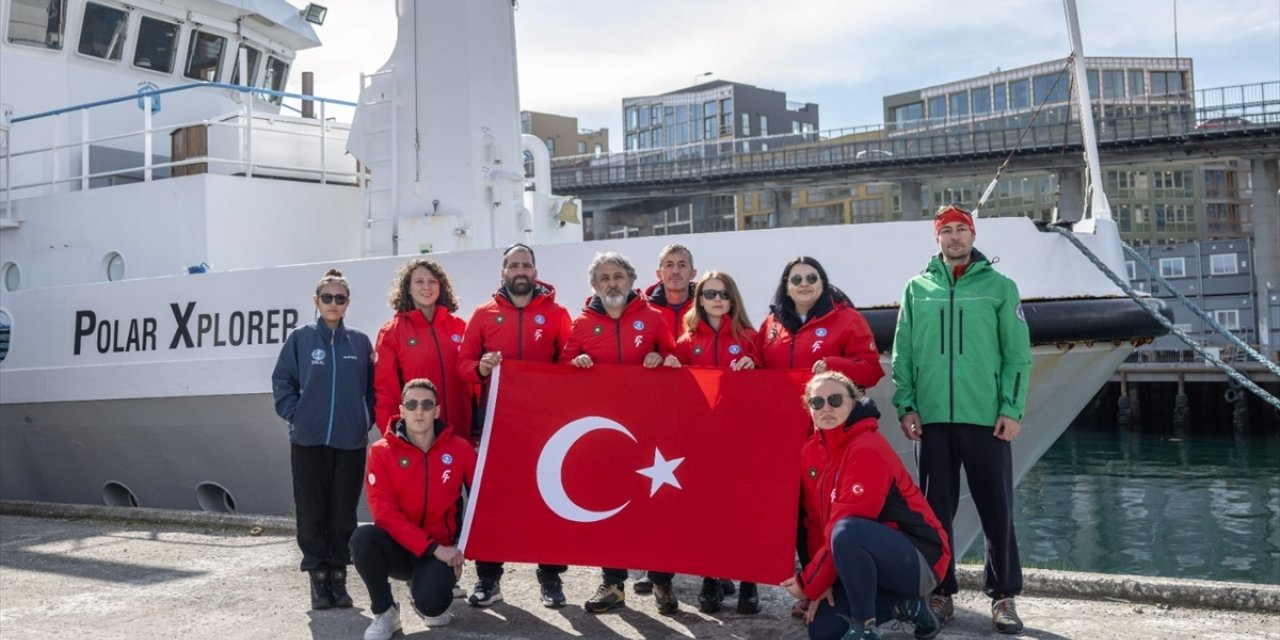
[{"x1": 12, "y1": 82, "x2": 357, "y2": 124}]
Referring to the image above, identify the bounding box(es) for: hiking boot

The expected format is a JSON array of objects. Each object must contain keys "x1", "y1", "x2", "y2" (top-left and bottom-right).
[
  {"x1": 929, "y1": 592, "x2": 955, "y2": 622},
  {"x1": 412, "y1": 601, "x2": 450, "y2": 627},
  {"x1": 328, "y1": 568, "x2": 354, "y2": 608},
  {"x1": 539, "y1": 580, "x2": 566, "y2": 608},
  {"x1": 840, "y1": 617, "x2": 882, "y2": 639},
  {"x1": 467, "y1": 580, "x2": 502, "y2": 607},
  {"x1": 720, "y1": 579, "x2": 736, "y2": 596},
  {"x1": 992, "y1": 597, "x2": 1024, "y2": 634},
  {"x1": 584, "y1": 582, "x2": 626, "y2": 613},
  {"x1": 363, "y1": 603, "x2": 401, "y2": 640},
  {"x1": 697, "y1": 577, "x2": 724, "y2": 613},
  {"x1": 736, "y1": 582, "x2": 761, "y2": 614},
  {"x1": 894, "y1": 597, "x2": 940, "y2": 639},
  {"x1": 653, "y1": 581, "x2": 679, "y2": 615},
  {"x1": 309, "y1": 570, "x2": 334, "y2": 610},
  {"x1": 633, "y1": 577, "x2": 654, "y2": 594}
]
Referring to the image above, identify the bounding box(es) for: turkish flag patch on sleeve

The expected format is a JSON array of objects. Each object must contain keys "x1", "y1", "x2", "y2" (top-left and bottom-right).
[{"x1": 460, "y1": 361, "x2": 810, "y2": 584}]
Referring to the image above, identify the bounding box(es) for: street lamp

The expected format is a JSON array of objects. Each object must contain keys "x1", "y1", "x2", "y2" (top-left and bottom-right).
[{"x1": 693, "y1": 71, "x2": 713, "y2": 85}]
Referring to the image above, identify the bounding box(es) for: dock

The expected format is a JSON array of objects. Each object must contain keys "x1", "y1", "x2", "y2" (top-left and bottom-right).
[{"x1": 1, "y1": 505, "x2": 1277, "y2": 639}]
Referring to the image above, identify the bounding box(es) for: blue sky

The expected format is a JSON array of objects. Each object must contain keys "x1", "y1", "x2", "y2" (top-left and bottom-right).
[{"x1": 293, "y1": 0, "x2": 1278, "y2": 152}]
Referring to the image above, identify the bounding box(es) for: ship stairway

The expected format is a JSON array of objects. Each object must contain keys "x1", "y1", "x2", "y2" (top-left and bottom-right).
[{"x1": 357, "y1": 67, "x2": 400, "y2": 258}]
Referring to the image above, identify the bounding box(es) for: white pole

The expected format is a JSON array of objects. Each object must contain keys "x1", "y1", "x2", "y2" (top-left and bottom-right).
[
  {"x1": 143, "y1": 96, "x2": 153, "y2": 182},
  {"x1": 80, "y1": 109, "x2": 89, "y2": 190},
  {"x1": 319, "y1": 100, "x2": 327, "y2": 185},
  {"x1": 243, "y1": 99, "x2": 254, "y2": 178},
  {"x1": 1062, "y1": 0, "x2": 1111, "y2": 221}
]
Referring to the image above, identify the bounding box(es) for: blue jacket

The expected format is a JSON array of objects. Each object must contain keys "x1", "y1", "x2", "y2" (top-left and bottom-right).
[{"x1": 272, "y1": 319, "x2": 375, "y2": 450}]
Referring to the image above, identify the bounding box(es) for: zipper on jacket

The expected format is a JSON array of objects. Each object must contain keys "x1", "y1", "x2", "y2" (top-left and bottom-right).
[
  {"x1": 948, "y1": 283, "x2": 956, "y2": 423},
  {"x1": 516, "y1": 308, "x2": 525, "y2": 359},
  {"x1": 419, "y1": 448, "x2": 431, "y2": 529},
  {"x1": 712, "y1": 329, "x2": 720, "y2": 367},
  {"x1": 959, "y1": 308, "x2": 965, "y2": 355},
  {"x1": 614, "y1": 317, "x2": 623, "y2": 363},
  {"x1": 427, "y1": 320, "x2": 448, "y2": 423},
  {"x1": 325, "y1": 332, "x2": 337, "y2": 445},
  {"x1": 938, "y1": 309, "x2": 945, "y2": 355}
]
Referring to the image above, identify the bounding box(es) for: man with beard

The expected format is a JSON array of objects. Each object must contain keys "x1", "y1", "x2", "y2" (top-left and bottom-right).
[
  {"x1": 563, "y1": 251, "x2": 681, "y2": 614},
  {"x1": 457, "y1": 243, "x2": 573, "y2": 609},
  {"x1": 891, "y1": 205, "x2": 1032, "y2": 635},
  {"x1": 645, "y1": 243, "x2": 697, "y2": 339}
]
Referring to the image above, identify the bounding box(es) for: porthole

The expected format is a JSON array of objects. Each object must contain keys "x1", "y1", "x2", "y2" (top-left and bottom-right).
[
  {"x1": 104, "y1": 251, "x2": 125, "y2": 281},
  {"x1": 0, "y1": 308, "x2": 11, "y2": 365},
  {"x1": 1, "y1": 262, "x2": 18, "y2": 291}
]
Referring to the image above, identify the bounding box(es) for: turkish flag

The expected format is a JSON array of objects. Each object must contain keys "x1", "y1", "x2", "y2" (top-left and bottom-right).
[{"x1": 459, "y1": 361, "x2": 811, "y2": 584}]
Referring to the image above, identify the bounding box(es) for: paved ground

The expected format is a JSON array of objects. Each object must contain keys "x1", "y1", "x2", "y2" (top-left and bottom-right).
[{"x1": 1, "y1": 515, "x2": 1277, "y2": 639}]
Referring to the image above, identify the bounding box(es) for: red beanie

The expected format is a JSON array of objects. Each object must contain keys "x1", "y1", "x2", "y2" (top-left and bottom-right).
[{"x1": 934, "y1": 206, "x2": 975, "y2": 235}]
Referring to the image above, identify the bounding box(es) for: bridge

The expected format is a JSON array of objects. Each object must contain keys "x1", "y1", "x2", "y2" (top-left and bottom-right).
[{"x1": 549, "y1": 82, "x2": 1280, "y2": 217}]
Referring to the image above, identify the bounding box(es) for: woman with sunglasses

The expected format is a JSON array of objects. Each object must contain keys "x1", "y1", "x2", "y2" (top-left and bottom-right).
[
  {"x1": 271, "y1": 268, "x2": 376, "y2": 611},
  {"x1": 352, "y1": 378, "x2": 477, "y2": 639},
  {"x1": 674, "y1": 271, "x2": 761, "y2": 614},
  {"x1": 374, "y1": 259, "x2": 470, "y2": 436},
  {"x1": 781, "y1": 372, "x2": 948, "y2": 640}
]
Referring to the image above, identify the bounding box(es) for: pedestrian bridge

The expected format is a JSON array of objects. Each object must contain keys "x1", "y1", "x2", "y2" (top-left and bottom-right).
[{"x1": 550, "y1": 82, "x2": 1280, "y2": 198}]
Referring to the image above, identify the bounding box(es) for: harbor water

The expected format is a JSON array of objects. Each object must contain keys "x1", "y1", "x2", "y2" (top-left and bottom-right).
[{"x1": 1006, "y1": 421, "x2": 1280, "y2": 585}]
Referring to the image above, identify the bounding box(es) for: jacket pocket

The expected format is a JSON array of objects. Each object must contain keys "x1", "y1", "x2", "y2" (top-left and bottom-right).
[{"x1": 938, "y1": 309, "x2": 945, "y2": 355}]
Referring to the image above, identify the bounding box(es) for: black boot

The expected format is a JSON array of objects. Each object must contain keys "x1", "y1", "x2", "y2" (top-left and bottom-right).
[
  {"x1": 309, "y1": 570, "x2": 334, "y2": 610},
  {"x1": 697, "y1": 577, "x2": 724, "y2": 613},
  {"x1": 736, "y1": 582, "x2": 760, "y2": 614},
  {"x1": 328, "y1": 568, "x2": 353, "y2": 608}
]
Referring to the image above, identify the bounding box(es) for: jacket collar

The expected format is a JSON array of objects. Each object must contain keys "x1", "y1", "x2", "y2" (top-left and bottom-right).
[
  {"x1": 927, "y1": 248, "x2": 993, "y2": 283},
  {"x1": 495, "y1": 280, "x2": 557, "y2": 307},
  {"x1": 314, "y1": 318, "x2": 346, "y2": 340},
  {"x1": 584, "y1": 290, "x2": 643, "y2": 317},
  {"x1": 771, "y1": 286, "x2": 850, "y2": 334},
  {"x1": 390, "y1": 417, "x2": 450, "y2": 451},
  {"x1": 816, "y1": 398, "x2": 882, "y2": 449},
  {"x1": 646, "y1": 281, "x2": 694, "y2": 309}
]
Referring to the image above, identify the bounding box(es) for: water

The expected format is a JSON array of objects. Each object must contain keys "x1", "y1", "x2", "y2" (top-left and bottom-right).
[{"x1": 995, "y1": 425, "x2": 1280, "y2": 585}]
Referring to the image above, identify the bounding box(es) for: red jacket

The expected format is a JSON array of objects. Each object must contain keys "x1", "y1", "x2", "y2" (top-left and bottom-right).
[
  {"x1": 759, "y1": 289, "x2": 884, "y2": 389},
  {"x1": 645, "y1": 282, "x2": 695, "y2": 339},
  {"x1": 674, "y1": 318, "x2": 761, "y2": 369},
  {"x1": 458, "y1": 282, "x2": 572, "y2": 383},
  {"x1": 365, "y1": 419, "x2": 477, "y2": 557},
  {"x1": 796, "y1": 400, "x2": 950, "y2": 601},
  {"x1": 374, "y1": 308, "x2": 470, "y2": 434},
  {"x1": 562, "y1": 292, "x2": 677, "y2": 365}
]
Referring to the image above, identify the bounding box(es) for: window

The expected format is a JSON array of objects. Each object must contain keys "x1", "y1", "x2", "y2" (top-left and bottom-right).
[
  {"x1": 791, "y1": 121, "x2": 800, "y2": 134},
  {"x1": 104, "y1": 252, "x2": 125, "y2": 281},
  {"x1": 759, "y1": 114, "x2": 768, "y2": 135},
  {"x1": 184, "y1": 30, "x2": 226, "y2": 81},
  {"x1": 264, "y1": 55, "x2": 289, "y2": 104},
  {"x1": 704, "y1": 117, "x2": 716, "y2": 140},
  {"x1": 971, "y1": 87, "x2": 991, "y2": 115},
  {"x1": 638, "y1": 106, "x2": 650, "y2": 129},
  {"x1": 1033, "y1": 71, "x2": 1071, "y2": 104},
  {"x1": 593, "y1": 143, "x2": 603, "y2": 155},
  {"x1": 133, "y1": 15, "x2": 180, "y2": 73},
  {"x1": 1086, "y1": 70, "x2": 1099, "y2": 98},
  {"x1": 77, "y1": 2, "x2": 127, "y2": 61},
  {"x1": 1151, "y1": 71, "x2": 1184, "y2": 96},
  {"x1": 576, "y1": 141, "x2": 587, "y2": 154},
  {"x1": 1128, "y1": 69, "x2": 1145, "y2": 96},
  {"x1": 1125, "y1": 260, "x2": 1136, "y2": 280},
  {"x1": 625, "y1": 107, "x2": 638, "y2": 131},
  {"x1": 949, "y1": 92, "x2": 969, "y2": 118},
  {"x1": 927, "y1": 95, "x2": 947, "y2": 122},
  {"x1": 703, "y1": 102, "x2": 716, "y2": 118},
  {"x1": 742, "y1": 193, "x2": 753, "y2": 212},
  {"x1": 1158, "y1": 257, "x2": 1186, "y2": 278},
  {"x1": 993, "y1": 84, "x2": 1007, "y2": 112},
  {"x1": 741, "y1": 112, "x2": 750, "y2": 136},
  {"x1": 2, "y1": 262, "x2": 20, "y2": 291},
  {"x1": 1210, "y1": 253, "x2": 1238, "y2": 275},
  {"x1": 892, "y1": 103, "x2": 924, "y2": 127},
  {"x1": 1213, "y1": 309, "x2": 1240, "y2": 331},
  {"x1": 8, "y1": 0, "x2": 68, "y2": 49},
  {"x1": 1103, "y1": 70, "x2": 1125, "y2": 98},
  {"x1": 230, "y1": 44, "x2": 261, "y2": 86},
  {"x1": 651, "y1": 105, "x2": 661, "y2": 126},
  {"x1": 1009, "y1": 79, "x2": 1030, "y2": 109}
]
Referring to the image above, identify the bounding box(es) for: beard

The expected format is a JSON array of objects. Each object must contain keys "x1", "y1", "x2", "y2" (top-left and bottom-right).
[
  {"x1": 602, "y1": 292, "x2": 627, "y2": 309},
  {"x1": 505, "y1": 276, "x2": 534, "y2": 295}
]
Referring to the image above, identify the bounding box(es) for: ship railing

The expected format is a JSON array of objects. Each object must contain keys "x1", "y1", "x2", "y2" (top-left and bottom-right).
[{"x1": 0, "y1": 83, "x2": 359, "y2": 205}]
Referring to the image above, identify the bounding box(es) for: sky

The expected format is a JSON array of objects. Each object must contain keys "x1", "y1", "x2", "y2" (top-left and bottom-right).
[{"x1": 291, "y1": 0, "x2": 1279, "y2": 152}]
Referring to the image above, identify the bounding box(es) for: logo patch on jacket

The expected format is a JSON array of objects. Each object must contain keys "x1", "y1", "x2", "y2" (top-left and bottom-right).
[
  {"x1": 442, "y1": 453, "x2": 453, "y2": 465},
  {"x1": 399, "y1": 457, "x2": 410, "y2": 468},
  {"x1": 534, "y1": 314, "x2": 546, "y2": 325},
  {"x1": 534, "y1": 329, "x2": 544, "y2": 341},
  {"x1": 815, "y1": 328, "x2": 828, "y2": 337},
  {"x1": 496, "y1": 315, "x2": 505, "y2": 324},
  {"x1": 408, "y1": 338, "x2": 418, "y2": 346},
  {"x1": 593, "y1": 325, "x2": 602, "y2": 335},
  {"x1": 633, "y1": 320, "x2": 645, "y2": 331},
  {"x1": 368, "y1": 472, "x2": 377, "y2": 485},
  {"x1": 693, "y1": 346, "x2": 704, "y2": 356},
  {"x1": 851, "y1": 483, "x2": 865, "y2": 496},
  {"x1": 728, "y1": 344, "x2": 741, "y2": 355},
  {"x1": 808, "y1": 467, "x2": 818, "y2": 479},
  {"x1": 1016, "y1": 304, "x2": 1026, "y2": 322},
  {"x1": 442, "y1": 470, "x2": 452, "y2": 483},
  {"x1": 311, "y1": 349, "x2": 326, "y2": 364},
  {"x1": 452, "y1": 334, "x2": 462, "y2": 343}
]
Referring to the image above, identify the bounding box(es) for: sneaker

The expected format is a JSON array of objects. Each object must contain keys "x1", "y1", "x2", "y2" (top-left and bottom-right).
[
  {"x1": 736, "y1": 582, "x2": 761, "y2": 615},
  {"x1": 539, "y1": 580, "x2": 566, "y2": 608},
  {"x1": 452, "y1": 583, "x2": 465, "y2": 599},
  {"x1": 584, "y1": 582, "x2": 626, "y2": 613},
  {"x1": 840, "y1": 617, "x2": 882, "y2": 639},
  {"x1": 633, "y1": 577, "x2": 654, "y2": 594},
  {"x1": 412, "y1": 601, "x2": 451, "y2": 628},
  {"x1": 467, "y1": 580, "x2": 503, "y2": 607},
  {"x1": 992, "y1": 597, "x2": 1024, "y2": 634},
  {"x1": 929, "y1": 592, "x2": 955, "y2": 622},
  {"x1": 719, "y1": 579, "x2": 736, "y2": 596},
  {"x1": 893, "y1": 597, "x2": 940, "y2": 639},
  {"x1": 697, "y1": 577, "x2": 724, "y2": 613},
  {"x1": 653, "y1": 582, "x2": 679, "y2": 615},
  {"x1": 363, "y1": 604, "x2": 402, "y2": 640}
]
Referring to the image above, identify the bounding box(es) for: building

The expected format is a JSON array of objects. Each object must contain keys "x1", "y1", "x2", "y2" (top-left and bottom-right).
[{"x1": 520, "y1": 111, "x2": 608, "y2": 158}]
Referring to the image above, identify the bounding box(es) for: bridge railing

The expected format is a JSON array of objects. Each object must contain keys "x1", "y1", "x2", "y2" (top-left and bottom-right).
[{"x1": 551, "y1": 82, "x2": 1280, "y2": 191}]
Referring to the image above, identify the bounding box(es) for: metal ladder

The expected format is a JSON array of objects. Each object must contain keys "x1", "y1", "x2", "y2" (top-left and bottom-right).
[{"x1": 357, "y1": 68, "x2": 399, "y2": 257}]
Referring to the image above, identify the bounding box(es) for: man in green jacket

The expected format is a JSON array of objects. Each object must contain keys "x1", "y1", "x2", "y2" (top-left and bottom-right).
[{"x1": 891, "y1": 204, "x2": 1032, "y2": 635}]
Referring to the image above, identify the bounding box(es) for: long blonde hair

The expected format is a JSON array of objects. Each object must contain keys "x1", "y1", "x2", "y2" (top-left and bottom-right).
[{"x1": 683, "y1": 271, "x2": 754, "y2": 343}]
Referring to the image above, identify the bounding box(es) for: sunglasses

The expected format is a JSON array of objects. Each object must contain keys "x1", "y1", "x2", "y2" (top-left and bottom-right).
[
  {"x1": 700, "y1": 289, "x2": 731, "y2": 301},
  {"x1": 806, "y1": 394, "x2": 847, "y2": 410},
  {"x1": 789, "y1": 273, "x2": 821, "y2": 286},
  {"x1": 402, "y1": 398, "x2": 437, "y2": 412},
  {"x1": 318, "y1": 294, "x2": 349, "y2": 305}
]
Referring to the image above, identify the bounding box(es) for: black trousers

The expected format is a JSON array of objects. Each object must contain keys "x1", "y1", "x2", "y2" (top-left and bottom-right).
[
  {"x1": 917, "y1": 423, "x2": 1022, "y2": 599},
  {"x1": 475, "y1": 560, "x2": 567, "y2": 584},
  {"x1": 350, "y1": 524, "x2": 456, "y2": 616},
  {"x1": 291, "y1": 443, "x2": 366, "y2": 572}
]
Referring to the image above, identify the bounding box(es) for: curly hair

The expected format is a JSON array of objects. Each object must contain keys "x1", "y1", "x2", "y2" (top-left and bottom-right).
[{"x1": 388, "y1": 258, "x2": 460, "y2": 313}]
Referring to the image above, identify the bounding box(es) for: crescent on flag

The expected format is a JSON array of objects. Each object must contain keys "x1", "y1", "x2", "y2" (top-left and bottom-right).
[{"x1": 536, "y1": 416, "x2": 634, "y2": 523}]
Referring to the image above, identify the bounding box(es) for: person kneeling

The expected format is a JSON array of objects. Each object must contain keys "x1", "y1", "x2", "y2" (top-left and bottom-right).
[
  {"x1": 782, "y1": 372, "x2": 950, "y2": 640},
  {"x1": 352, "y1": 378, "x2": 477, "y2": 640}
]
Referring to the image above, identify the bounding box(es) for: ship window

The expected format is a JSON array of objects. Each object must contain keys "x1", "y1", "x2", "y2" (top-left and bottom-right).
[
  {"x1": 264, "y1": 55, "x2": 290, "y2": 104},
  {"x1": 0, "y1": 309, "x2": 9, "y2": 365},
  {"x1": 2, "y1": 262, "x2": 19, "y2": 291},
  {"x1": 183, "y1": 30, "x2": 226, "y2": 82},
  {"x1": 77, "y1": 2, "x2": 128, "y2": 61},
  {"x1": 7, "y1": 0, "x2": 68, "y2": 50},
  {"x1": 132, "y1": 15, "x2": 179, "y2": 74},
  {"x1": 103, "y1": 252, "x2": 125, "y2": 281},
  {"x1": 230, "y1": 44, "x2": 261, "y2": 86}
]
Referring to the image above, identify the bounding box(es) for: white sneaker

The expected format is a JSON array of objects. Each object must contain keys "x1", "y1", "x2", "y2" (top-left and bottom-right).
[
  {"x1": 412, "y1": 600, "x2": 452, "y2": 628},
  {"x1": 363, "y1": 604, "x2": 402, "y2": 640},
  {"x1": 452, "y1": 582, "x2": 465, "y2": 599}
]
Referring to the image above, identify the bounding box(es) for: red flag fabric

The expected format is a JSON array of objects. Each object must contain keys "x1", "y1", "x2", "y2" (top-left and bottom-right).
[{"x1": 460, "y1": 360, "x2": 811, "y2": 584}]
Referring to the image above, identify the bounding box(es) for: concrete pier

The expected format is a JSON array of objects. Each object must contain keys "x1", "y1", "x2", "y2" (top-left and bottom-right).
[{"x1": 1, "y1": 505, "x2": 1277, "y2": 639}]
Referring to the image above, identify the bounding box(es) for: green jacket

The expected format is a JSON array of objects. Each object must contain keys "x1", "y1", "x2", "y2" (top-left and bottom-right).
[{"x1": 891, "y1": 250, "x2": 1032, "y2": 427}]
